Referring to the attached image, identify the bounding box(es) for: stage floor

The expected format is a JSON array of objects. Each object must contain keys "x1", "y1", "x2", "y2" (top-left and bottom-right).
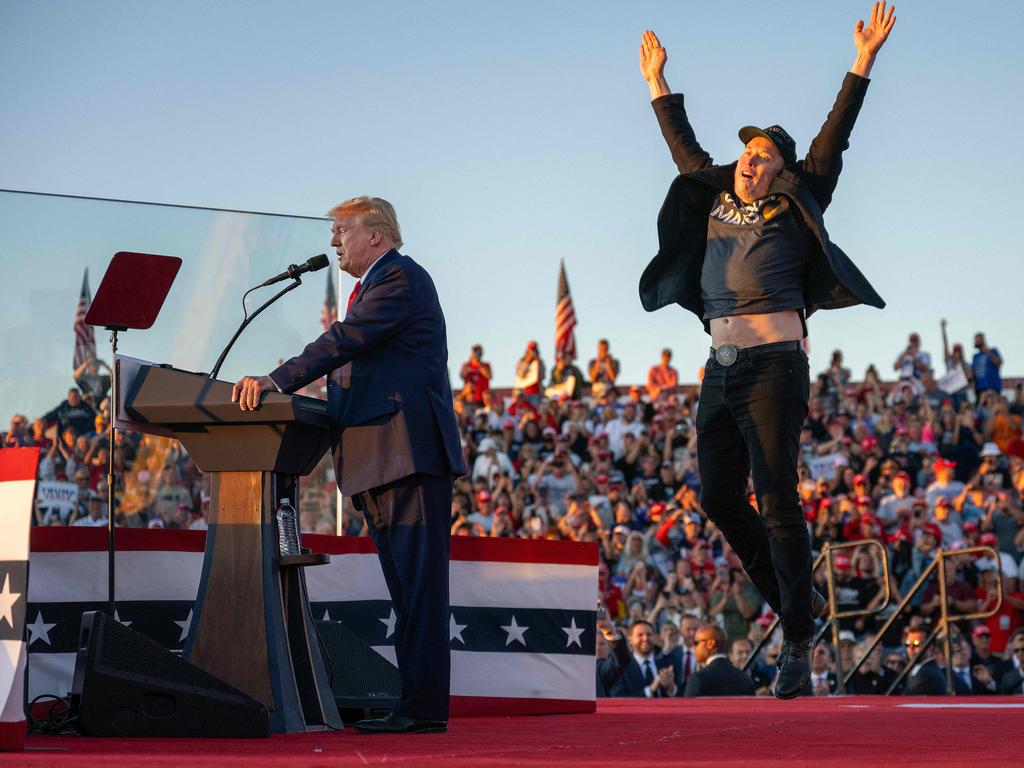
[{"x1": 14, "y1": 697, "x2": 1024, "y2": 767}]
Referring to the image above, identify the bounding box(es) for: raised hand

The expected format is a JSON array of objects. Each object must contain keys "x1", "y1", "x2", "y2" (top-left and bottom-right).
[
  {"x1": 639, "y1": 30, "x2": 670, "y2": 99},
  {"x1": 853, "y1": 2, "x2": 897, "y2": 60}
]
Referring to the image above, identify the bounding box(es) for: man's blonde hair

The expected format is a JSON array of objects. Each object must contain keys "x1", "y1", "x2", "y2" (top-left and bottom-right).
[{"x1": 328, "y1": 196, "x2": 402, "y2": 248}]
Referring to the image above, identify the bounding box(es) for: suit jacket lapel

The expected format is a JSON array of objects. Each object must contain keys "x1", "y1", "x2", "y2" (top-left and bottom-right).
[{"x1": 352, "y1": 249, "x2": 400, "y2": 307}]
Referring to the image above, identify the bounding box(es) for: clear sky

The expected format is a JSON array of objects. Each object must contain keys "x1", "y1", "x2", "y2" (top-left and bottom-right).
[{"x1": 1, "y1": 0, "x2": 1022, "y2": 413}]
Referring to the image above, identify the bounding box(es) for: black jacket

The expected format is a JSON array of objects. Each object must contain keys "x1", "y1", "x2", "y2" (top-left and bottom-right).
[
  {"x1": 905, "y1": 657, "x2": 948, "y2": 696},
  {"x1": 683, "y1": 657, "x2": 755, "y2": 697},
  {"x1": 596, "y1": 633, "x2": 633, "y2": 697},
  {"x1": 999, "y1": 667, "x2": 1024, "y2": 695},
  {"x1": 640, "y1": 73, "x2": 885, "y2": 333}
]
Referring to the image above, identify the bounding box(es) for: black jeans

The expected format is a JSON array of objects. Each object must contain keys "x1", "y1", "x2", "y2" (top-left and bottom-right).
[{"x1": 697, "y1": 347, "x2": 813, "y2": 641}]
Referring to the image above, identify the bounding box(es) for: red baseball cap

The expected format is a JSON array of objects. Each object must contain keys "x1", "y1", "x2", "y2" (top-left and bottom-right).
[
  {"x1": 972, "y1": 625, "x2": 991, "y2": 638},
  {"x1": 890, "y1": 526, "x2": 914, "y2": 544},
  {"x1": 861, "y1": 435, "x2": 879, "y2": 451},
  {"x1": 853, "y1": 474, "x2": 867, "y2": 485},
  {"x1": 894, "y1": 470, "x2": 911, "y2": 481},
  {"x1": 833, "y1": 552, "x2": 853, "y2": 570},
  {"x1": 979, "y1": 532, "x2": 998, "y2": 546},
  {"x1": 934, "y1": 458, "x2": 957, "y2": 471},
  {"x1": 596, "y1": 474, "x2": 610, "y2": 484},
  {"x1": 922, "y1": 523, "x2": 943, "y2": 544},
  {"x1": 963, "y1": 521, "x2": 979, "y2": 533},
  {"x1": 476, "y1": 490, "x2": 491, "y2": 503}
]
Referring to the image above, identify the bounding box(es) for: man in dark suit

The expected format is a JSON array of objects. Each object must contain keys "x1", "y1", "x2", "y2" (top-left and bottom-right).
[
  {"x1": 903, "y1": 628, "x2": 948, "y2": 696},
  {"x1": 608, "y1": 621, "x2": 677, "y2": 697},
  {"x1": 596, "y1": 612, "x2": 631, "y2": 697},
  {"x1": 999, "y1": 630, "x2": 1024, "y2": 695},
  {"x1": 684, "y1": 624, "x2": 755, "y2": 697},
  {"x1": 233, "y1": 196, "x2": 464, "y2": 734}
]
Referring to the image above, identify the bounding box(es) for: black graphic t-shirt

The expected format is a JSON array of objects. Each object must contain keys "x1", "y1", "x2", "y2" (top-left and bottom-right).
[{"x1": 701, "y1": 191, "x2": 812, "y2": 321}]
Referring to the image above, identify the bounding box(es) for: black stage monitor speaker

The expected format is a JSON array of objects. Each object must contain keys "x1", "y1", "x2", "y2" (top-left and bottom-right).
[
  {"x1": 315, "y1": 619, "x2": 401, "y2": 720},
  {"x1": 70, "y1": 611, "x2": 269, "y2": 738}
]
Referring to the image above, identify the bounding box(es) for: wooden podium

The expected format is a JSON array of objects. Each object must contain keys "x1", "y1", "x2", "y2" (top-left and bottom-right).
[{"x1": 122, "y1": 363, "x2": 342, "y2": 733}]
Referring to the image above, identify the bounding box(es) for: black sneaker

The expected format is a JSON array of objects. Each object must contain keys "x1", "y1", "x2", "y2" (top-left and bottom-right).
[{"x1": 774, "y1": 639, "x2": 812, "y2": 699}]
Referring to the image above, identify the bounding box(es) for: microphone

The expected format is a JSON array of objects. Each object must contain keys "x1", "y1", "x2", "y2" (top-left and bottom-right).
[{"x1": 259, "y1": 254, "x2": 330, "y2": 287}]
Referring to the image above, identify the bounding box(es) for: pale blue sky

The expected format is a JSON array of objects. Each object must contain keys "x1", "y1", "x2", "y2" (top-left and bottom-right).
[{"x1": 1, "y1": 0, "x2": 1022, "y2": 418}]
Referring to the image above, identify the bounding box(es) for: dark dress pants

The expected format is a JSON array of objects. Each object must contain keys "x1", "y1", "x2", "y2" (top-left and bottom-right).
[
  {"x1": 696, "y1": 348, "x2": 813, "y2": 641},
  {"x1": 354, "y1": 472, "x2": 452, "y2": 720}
]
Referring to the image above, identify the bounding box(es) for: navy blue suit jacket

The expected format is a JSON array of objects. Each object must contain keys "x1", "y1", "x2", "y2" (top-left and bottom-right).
[
  {"x1": 270, "y1": 250, "x2": 464, "y2": 494},
  {"x1": 607, "y1": 652, "x2": 676, "y2": 698}
]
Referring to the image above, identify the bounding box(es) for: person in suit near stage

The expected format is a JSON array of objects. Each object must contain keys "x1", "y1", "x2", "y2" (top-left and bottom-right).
[
  {"x1": 807, "y1": 642, "x2": 839, "y2": 696},
  {"x1": 903, "y1": 627, "x2": 948, "y2": 696},
  {"x1": 596, "y1": 611, "x2": 631, "y2": 697},
  {"x1": 608, "y1": 621, "x2": 678, "y2": 697},
  {"x1": 848, "y1": 640, "x2": 900, "y2": 695},
  {"x1": 949, "y1": 641, "x2": 996, "y2": 696},
  {"x1": 999, "y1": 629, "x2": 1024, "y2": 695},
  {"x1": 683, "y1": 624, "x2": 755, "y2": 697},
  {"x1": 233, "y1": 196, "x2": 464, "y2": 734}
]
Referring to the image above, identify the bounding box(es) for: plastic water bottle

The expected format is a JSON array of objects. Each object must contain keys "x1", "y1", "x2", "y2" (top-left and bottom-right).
[{"x1": 276, "y1": 498, "x2": 300, "y2": 557}]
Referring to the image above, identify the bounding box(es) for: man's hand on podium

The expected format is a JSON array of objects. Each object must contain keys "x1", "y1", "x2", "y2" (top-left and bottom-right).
[{"x1": 232, "y1": 375, "x2": 276, "y2": 411}]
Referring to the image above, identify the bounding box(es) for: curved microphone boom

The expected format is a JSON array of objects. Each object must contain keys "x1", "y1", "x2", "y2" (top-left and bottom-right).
[
  {"x1": 209, "y1": 254, "x2": 330, "y2": 380},
  {"x1": 260, "y1": 253, "x2": 330, "y2": 287}
]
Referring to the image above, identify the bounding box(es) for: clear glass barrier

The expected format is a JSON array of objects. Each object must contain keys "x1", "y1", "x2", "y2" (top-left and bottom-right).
[{"x1": 0, "y1": 190, "x2": 340, "y2": 532}]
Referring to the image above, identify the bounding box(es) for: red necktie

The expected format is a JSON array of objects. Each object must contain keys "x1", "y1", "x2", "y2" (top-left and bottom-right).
[{"x1": 346, "y1": 280, "x2": 362, "y2": 315}]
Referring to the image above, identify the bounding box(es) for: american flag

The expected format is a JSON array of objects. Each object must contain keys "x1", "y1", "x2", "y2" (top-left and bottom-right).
[
  {"x1": 73, "y1": 269, "x2": 96, "y2": 369},
  {"x1": 321, "y1": 266, "x2": 338, "y2": 331},
  {"x1": 555, "y1": 259, "x2": 577, "y2": 360}
]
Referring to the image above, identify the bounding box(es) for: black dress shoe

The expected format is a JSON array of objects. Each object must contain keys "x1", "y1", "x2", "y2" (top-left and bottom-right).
[
  {"x1": 812, "y1": 588, "x2": 829, "y2": 619},
  {"x1": 354, "y1": 712, "x2": 447, "y2": 734},
  {"x1": 774, "y1": 639, "x2": 812, "y2": 699}
]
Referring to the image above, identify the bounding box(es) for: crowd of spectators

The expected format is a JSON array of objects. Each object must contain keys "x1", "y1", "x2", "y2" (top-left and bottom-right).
[{"x1": 4, "y1": 326, "x2": 1024, "y2": 696}]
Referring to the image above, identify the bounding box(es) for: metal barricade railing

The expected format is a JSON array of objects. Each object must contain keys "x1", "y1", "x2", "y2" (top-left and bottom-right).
[
  {"x1": 844, "y1": 545, "x2": 1003, "y2": 695},
  {"x1": 744, "y1": 538, "x2": 891, "y2": 694}
]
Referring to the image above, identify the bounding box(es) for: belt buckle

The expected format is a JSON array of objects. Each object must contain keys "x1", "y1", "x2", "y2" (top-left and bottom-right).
[{"x1": 715, "y1": 344, "x2": 739, "y2": 366}]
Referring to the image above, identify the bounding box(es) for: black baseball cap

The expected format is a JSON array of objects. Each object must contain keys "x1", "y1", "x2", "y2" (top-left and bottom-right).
[{"x1": 738, "y1": 125, "x2": 797, "y2": 167}]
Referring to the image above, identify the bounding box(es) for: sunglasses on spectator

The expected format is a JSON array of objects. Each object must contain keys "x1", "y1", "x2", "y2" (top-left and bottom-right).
[
  {"x1": 1013, "y1": 647, "x2": 1024, "y2": 655},
  {"x1": 904, "y1": 640, "x2": 922, "y2": 648}
]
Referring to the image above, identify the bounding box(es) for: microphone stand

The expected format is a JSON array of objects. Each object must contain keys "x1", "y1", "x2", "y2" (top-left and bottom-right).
[{"x1": 210, "y1": 277, "x2": 302, "y2": 380}]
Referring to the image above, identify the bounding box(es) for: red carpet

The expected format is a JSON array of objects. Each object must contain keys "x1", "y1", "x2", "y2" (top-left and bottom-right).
[{"x1": 12, "y1": 697, "x2": 1024, "y2": 767}]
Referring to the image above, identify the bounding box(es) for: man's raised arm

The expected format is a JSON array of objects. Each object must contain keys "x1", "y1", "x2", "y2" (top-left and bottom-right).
[
  {"x1": 801, "y1": 3, "x2": 897, "y2": 210},
  {"x1": 640, "y1": 30, "x2": 713, "y2": 175},
  {"x1": 850, "y1": 1, "x2": 897, "y2": 79}
]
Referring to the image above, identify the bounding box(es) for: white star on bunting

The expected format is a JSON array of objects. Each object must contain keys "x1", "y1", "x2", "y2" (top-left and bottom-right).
[
  {"x1": 450, "y1": 613, "x2": 467, "y2": 644},
  {"x1": 0, "y1": 573, "x2": 22, "y2": 628},
  {"x1": 174, "y1": 609, "x2": 194, "y2": 643},
  {"x1": 501, "y1": 615, "x2": 529, "y2": 646},
  {"x1": 380, "y1": 608, "x2": 397, "y2": 639},
  {"x1": 562, "y1": 617, "x2": 585, "y2": 648},
  {"x1": 322, "y1": 609, "x2": 331, "y2": 621},
  {"x1": 26, "y1": 611, "x2": 57, "y2": 646}
]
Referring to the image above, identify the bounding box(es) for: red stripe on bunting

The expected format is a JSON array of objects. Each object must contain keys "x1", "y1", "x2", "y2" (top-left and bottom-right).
[
  {"x1": 0, "y1": 447, "x2": 41, "y2": 483},
  {"x1": 30, "y1": 527, "x2": 598, "y2": 566}
]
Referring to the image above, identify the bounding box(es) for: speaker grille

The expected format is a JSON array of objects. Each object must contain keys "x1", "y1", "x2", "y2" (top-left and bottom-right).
[
  {"x1": 315, "y1": 620, "x2": 401, "y2": 702},
  {"x1": 95, "y1": 615, "x2": 244, "y2": 698}
]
